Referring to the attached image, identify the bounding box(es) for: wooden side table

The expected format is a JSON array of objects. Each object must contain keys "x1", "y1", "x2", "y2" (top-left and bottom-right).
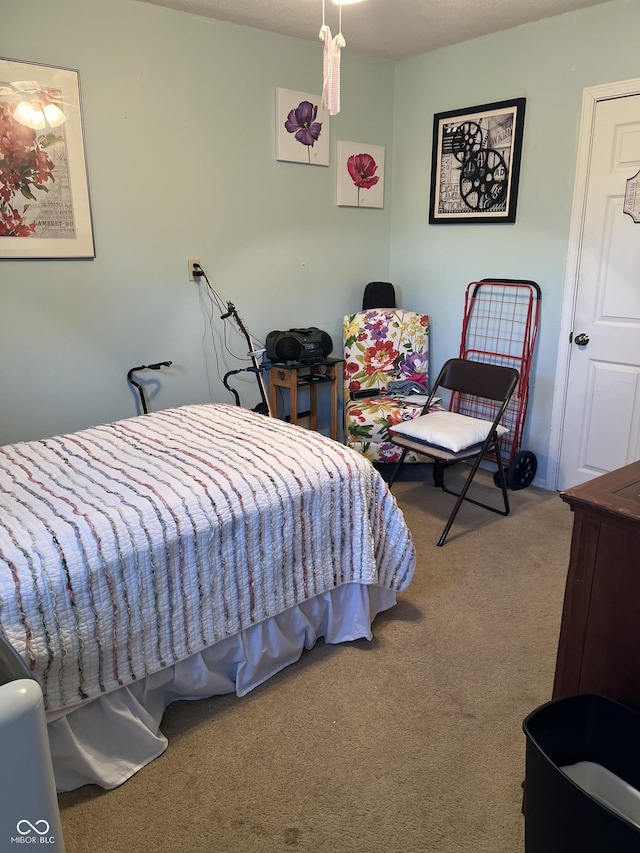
[{"x1": 268, "y1": 358, "x2": 343, "y2": 440}]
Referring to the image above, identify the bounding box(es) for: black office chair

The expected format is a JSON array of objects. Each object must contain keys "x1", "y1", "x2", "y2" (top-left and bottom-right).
[
  {"x1": 362, "y1": 281, "x2": 396, "y2": 309},
  {"x1": 388, "y1": 358, "x2": 520, "y2": 546}
]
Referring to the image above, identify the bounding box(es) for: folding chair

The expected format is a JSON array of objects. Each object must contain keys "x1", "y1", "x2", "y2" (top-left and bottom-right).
[{"x1": 388, "y1": 358, "x2": 519, "y2": 546}]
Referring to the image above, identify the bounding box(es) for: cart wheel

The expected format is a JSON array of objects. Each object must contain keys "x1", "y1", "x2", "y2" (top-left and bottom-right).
[{"x1": 506, "y1": 450, "x2": 537, "y2": 491}]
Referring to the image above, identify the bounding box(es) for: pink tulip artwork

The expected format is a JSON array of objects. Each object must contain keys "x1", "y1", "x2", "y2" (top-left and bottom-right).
[{"x1": 337, "y1": 141, "x2": 385, "y2": 208}]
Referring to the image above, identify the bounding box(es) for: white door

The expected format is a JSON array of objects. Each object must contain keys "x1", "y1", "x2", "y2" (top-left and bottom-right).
[{"x1": 555, "y1": 84, "x2": 640, "y2": 490}]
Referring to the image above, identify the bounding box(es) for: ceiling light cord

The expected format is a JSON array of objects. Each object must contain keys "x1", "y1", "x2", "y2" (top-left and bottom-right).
[{"x1": 319, "y1": 0, "x2": 344, "y2": 116}]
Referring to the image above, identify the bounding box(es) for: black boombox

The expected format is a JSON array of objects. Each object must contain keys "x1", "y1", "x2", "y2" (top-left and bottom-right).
[{"x1": 266, "y1": 327, "x2": 333, "y2": 364}]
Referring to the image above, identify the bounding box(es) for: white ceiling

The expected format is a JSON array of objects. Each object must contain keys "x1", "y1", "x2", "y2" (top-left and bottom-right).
[{"x1": 137, "y1": 0, "x2": 612, "y2": 61}]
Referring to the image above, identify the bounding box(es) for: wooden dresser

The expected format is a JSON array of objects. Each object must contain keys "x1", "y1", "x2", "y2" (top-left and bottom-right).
[{"x1": 553, "y1": 460, "x2": 640, "y2": 711}]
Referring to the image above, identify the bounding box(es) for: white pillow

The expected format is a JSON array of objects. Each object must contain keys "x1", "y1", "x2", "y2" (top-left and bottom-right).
[{"x1": 390, "y1": 410, "x2": 508, "y2": 453}]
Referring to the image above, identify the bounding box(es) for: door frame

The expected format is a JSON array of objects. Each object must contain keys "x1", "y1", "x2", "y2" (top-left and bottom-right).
[{"x1": 547, "y1": 77, "x2": 640, "y2": 492}]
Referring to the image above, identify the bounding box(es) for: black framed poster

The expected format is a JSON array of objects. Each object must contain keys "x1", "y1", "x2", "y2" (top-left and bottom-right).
[{"x1": 429, "y1": 97, "x2": 526, "y2": 224}]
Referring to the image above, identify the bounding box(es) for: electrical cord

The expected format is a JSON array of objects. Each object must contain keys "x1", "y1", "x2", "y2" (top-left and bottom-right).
[
  {"x1": 194, "y1": 264, "x2": 241, "y2": 398},
  {"x1": 193, "y1": 263, "x2": 268, "y2": 406},
  {"x1": 194, "y1": 263, "x2": 267, "y2": 360}
]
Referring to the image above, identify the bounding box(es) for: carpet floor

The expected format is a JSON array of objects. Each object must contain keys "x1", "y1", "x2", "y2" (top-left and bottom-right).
[{"x1": 58, "y1": 464, "x2": 574, "y2": 852}]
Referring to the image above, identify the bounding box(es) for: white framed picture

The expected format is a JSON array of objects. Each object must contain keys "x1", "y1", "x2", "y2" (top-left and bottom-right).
[
  {"x1": 336, "y1": 141, "x2": 385, "y2": 208},
  {"x1": 276, "y1": 88, "x2": 330, "y2": 166}
]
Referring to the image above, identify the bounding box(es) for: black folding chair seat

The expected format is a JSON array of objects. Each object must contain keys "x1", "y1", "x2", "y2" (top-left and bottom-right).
[{"x1": 388, "y1": 358, "x2": 520, "y2": 546}]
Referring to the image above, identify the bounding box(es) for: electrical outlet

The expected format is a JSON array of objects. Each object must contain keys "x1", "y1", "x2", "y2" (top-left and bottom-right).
[{"x1": 188, "y1": 258, "x2": 201, "y2": 281}]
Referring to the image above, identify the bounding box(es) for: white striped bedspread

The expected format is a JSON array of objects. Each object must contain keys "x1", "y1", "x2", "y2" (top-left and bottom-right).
[{"x1": 0, "y1": 404, "x2": 415, "y2": 713}]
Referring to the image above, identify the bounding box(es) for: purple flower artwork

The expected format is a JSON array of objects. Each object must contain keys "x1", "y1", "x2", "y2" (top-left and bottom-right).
[
  {"x1": 337, "y1": 141, "x2": 385, "y2": 208},
  {"x1": 285, "y1": 101, "x2": 322, "y2": 149},
  {"x1": 276, "y1": 89, "x2": 330, "y2": 166}
]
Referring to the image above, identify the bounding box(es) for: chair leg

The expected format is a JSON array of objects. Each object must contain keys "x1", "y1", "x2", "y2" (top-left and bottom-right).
[
  {"x1": 436, "y1": 439, "x2": 509, "y2": 547},
  {"x1": 493, "y1": 448, "x2": 511, "y2": 515},
  {"x1": 437, "y1": 452, "x2": 485, "y2": 546},
  {"x1": 388, "y1": 448, "x2": 409, "y2": 485}
]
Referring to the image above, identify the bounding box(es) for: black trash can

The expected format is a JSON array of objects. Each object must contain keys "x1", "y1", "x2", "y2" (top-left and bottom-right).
[{"x1": 523, "y1": 693, "x2": 640, "y2": 852}]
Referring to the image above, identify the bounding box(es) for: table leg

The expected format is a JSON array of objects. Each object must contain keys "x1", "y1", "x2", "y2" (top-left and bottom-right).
[
  {"x1": 309, "y1": 386, "x2": 318, "y2": 431},
  {"x1": 288, "y1": 379, "x2": 298, "y2": 426}
]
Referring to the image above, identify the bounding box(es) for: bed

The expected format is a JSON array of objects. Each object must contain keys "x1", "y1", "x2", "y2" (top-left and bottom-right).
[{"x1": 0, "y1": 403, "x2": 415, "y2": 791}]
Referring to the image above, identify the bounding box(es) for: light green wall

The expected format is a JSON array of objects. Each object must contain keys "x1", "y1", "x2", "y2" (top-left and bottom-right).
[
  {"x1": 2, "y1": 0, "x2": 638, "y2": 489},
  {"x1": 391, "y1": 0, "x2": 639, "y2": 487},
  {"x1": 0, "y1": 0, "x2": 395, "y2": 443}
]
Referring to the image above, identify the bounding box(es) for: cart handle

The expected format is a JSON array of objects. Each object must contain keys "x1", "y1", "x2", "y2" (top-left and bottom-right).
[{"x1": 475, "y1": 279, "x2": 541, "y2": 299}]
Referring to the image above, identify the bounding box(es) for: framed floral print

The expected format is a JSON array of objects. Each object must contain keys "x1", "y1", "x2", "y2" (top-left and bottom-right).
[
  {"x1": 336, "y1": 141, "x2": 385, "y2": 208},
  {"x1": 429, "y1": 97, "x2": 526, "y2": 224},
  {"x1": 0, "y1": 57, "x2": 95, "y2": 258},
  {"x1": 276, "y1": 88, "x2": 330, "y2": 166}
]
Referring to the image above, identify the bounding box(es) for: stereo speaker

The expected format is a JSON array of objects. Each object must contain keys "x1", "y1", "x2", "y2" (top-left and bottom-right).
[{"x1": 266, "y1": 327, "x2": 333, "y2": 364}]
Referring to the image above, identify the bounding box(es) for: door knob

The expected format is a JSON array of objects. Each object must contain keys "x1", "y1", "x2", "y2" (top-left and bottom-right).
[{"x1": 574, "y1": 333, "x2": 590, "y2": 346}]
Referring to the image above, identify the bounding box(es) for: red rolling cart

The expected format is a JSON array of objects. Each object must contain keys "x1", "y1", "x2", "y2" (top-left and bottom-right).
[{"x1": 453, "y1": 279, "x2": 541, "y2": 489}]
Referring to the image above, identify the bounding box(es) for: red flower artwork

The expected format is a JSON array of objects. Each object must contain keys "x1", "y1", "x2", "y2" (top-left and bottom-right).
[
  {"x1": 347, "y1": 153, "x2": 379, "y2": 190},
  {"x1": 346, "y1": 152, "x2": 380, "y2": 207},
  {"x1": 0, "y1": 102, "x2": 56, "y2": 237}
]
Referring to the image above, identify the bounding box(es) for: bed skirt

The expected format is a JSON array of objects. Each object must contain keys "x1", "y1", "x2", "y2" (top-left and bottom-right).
[{"x1": 48, "y1": 582, "x2": 396, "y2": 791}]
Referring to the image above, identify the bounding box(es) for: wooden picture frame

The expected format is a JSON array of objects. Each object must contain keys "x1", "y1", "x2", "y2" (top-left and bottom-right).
[
  {"x1": 0, "y1": 57, "x2": 95, "y2": 258},
  {"x1": 429, "y1": 97, "x2": 526, "y2": 224}
]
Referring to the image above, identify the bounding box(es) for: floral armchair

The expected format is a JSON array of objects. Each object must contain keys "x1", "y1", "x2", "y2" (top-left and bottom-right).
[{"x1": 343, "y1": 309, "x2": 430, "y2": 464}]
